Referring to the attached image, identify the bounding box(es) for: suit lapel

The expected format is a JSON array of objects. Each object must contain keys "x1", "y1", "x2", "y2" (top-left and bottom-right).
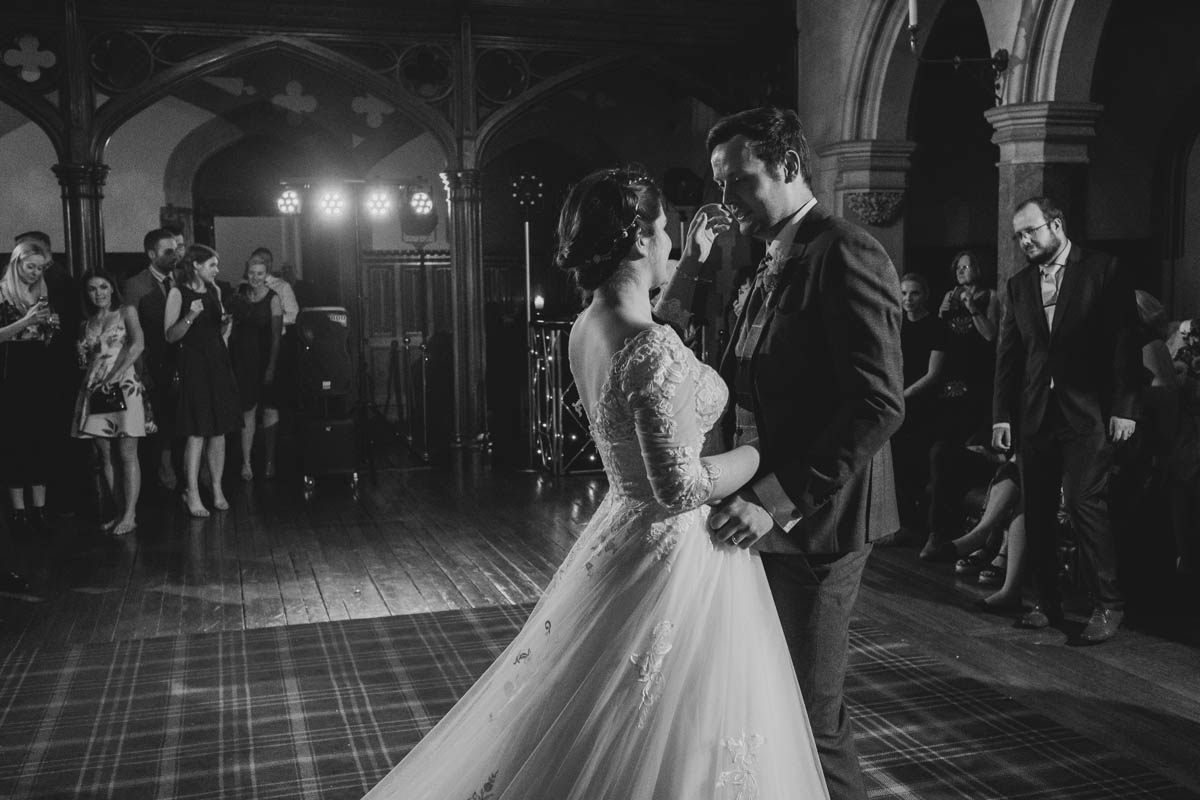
[
  {"x1": 1027, "y1": 267, "x2": 1051, "y2": 342},
  {"x1": 1048, "y1": 245, "x2": 1083, "y2": 343}
]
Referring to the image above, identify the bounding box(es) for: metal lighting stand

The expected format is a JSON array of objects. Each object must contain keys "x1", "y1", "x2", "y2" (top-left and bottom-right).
[{"x1": 511, "y1": 173, "x2": 545, "y2": 470}]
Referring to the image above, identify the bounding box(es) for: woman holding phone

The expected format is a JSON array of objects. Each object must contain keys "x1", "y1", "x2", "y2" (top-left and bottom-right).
[
  {"x1": 0, "y1": 241, "x2": 60, "y2": 537},
  {"x1": 165, "y1": 244, "x2": 241, "y2": 517}
]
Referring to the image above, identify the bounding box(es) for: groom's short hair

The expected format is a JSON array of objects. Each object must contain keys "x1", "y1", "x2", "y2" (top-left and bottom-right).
[{"x1": 706, "y1": 106, "x2": 812, "y2": 186}]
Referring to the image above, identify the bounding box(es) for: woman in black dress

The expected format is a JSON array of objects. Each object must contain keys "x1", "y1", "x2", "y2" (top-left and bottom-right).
[
  {"x1": 0, "y1": 240, "x2": 60, "y2": 536},
  {"x1": 165, "y1": 244, "x2": 241, "y2": 517},
  {"x1": 922, "y1": 249, "x2": 1001, "y2": 560},
  {"x1": 229, "y1": 258, "x2": 282, "y2": 480},
  {"x1": 892, "y1": 272, "x2": 947, "y2": 541}
]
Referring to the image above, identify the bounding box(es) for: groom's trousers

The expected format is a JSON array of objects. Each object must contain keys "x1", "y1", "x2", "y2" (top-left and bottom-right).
[{"x1": 761, "y1": 546, "x2": 871, "y2": 800}]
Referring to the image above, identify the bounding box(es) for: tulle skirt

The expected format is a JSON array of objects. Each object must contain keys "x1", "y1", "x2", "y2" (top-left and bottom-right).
[{"x1": 364, "y1": 494, "x2": 829, "y2": 800}]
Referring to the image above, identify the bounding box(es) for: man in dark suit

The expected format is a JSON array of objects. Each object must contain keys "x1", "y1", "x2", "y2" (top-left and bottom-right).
[
  {"x1": 992, "y1": 196, "x2": 1140, "y2": 643},
  {"x1": 660, "y1": 106, "x2": 904, "y2": 800},
  {"x1": 123, "y1": 228, "x2": 180, "y2": 491}
]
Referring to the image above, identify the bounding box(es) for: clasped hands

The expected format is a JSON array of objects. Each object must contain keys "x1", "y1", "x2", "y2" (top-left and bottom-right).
[{"x1": 707, "y1": 490, "x2": 775, "y2": 550}]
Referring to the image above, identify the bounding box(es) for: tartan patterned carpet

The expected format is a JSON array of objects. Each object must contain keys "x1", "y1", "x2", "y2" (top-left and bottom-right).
[{"x1": 1, "y1": 605, "x2": 1195, "y2": 800}]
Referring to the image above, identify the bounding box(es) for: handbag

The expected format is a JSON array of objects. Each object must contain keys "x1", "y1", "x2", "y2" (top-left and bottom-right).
[{"x1": 89, "y1": 383, "x2": 127, "y2": 414}]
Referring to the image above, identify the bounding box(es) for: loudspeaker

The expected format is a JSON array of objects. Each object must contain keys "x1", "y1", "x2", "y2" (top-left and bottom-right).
[{"x1": 295, "y1": 306, "x2": 353, "y2": 406}]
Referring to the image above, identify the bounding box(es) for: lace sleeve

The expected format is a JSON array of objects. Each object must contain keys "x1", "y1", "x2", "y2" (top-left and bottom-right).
[{"x1": 620, "y1": 328, "x2": 717, "y2": 513}]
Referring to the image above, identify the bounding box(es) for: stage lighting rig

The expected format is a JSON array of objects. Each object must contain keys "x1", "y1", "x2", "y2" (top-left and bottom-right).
[
  {"x1": 318, "y1": 190, "x2": 346, "y2": 217},
  {"x1": 365, "y1": 188, "x2": 395, "y2": 218},
  {"x1": 277, "y1": 188, "x2": 302, "y2": 215},
  {"x1": 401, "y1": 182, "x2": 438, "y2": 239}
]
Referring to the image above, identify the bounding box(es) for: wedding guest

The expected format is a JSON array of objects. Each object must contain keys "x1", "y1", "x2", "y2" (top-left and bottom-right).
[
  {"x1": 249, "y1": 249, "x2": 300, "y2": 415},
  {"x1": 993, "y1": 197, "x2": 1140, "y2": 643},
  {"x1": 892, "y1": 272, "x2": 946, "y2": 541},
  {"x1": 14, "y1": 231, "x2": 83, "y2": 516},
  {"x1": 0, "y1": 240, "x2": 60, "y2": 537},
  {"x1": 165, "y1": 245, "x2": 241, "y2": 517},
  {"x1": 72, "y1": 271, "x2": 146, "y2": 535},
  {"x1": 124, "y1": 228, "x2": 182, "y2": 492},
  {"x1": 229, "y1": 259, "x2": 282, "y2": 479},
  {"x1": 922, "y1": 250, "x2": 1000, "y2": 560},
  {"x1": 1162, "y1": 311, "x2": 1200, "y2": 576}
]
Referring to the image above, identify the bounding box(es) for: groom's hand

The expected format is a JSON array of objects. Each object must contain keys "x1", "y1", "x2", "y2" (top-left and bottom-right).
[{"x1": 708, "y1": 492, "x2": 775, "y2": 549}]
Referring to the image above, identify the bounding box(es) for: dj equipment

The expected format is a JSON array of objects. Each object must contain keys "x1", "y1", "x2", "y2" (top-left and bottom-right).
[
  {"x1": 295, "y1": 306, "x2": 354, "y2": 407},
  {"x1": 293, "y1": 306, "x2": 358, "y2": 496}
]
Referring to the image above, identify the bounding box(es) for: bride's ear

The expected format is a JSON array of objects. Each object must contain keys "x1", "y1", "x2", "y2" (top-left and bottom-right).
[{"x1": 629, "y1": 227, "x2": 651, "y2": 259}]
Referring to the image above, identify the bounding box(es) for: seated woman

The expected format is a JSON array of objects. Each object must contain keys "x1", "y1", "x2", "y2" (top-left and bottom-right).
[
  {"x1": 229, "y1": 257, "x2": 283, "y2": 480},
  {"x1": 941, "y1": 455, "x2": 1027, "y2": 612},
  {"x1": 165, "y1": 244, "x2": 242, "y2": 518},
  {"x1": 71, "y1": 271, "x2": 146, "y2": 535}
]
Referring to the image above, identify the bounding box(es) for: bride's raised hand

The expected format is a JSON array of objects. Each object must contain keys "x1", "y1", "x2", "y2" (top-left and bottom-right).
[{"x1": 682, "y1": 203, "x2": 731, "y2": 264}]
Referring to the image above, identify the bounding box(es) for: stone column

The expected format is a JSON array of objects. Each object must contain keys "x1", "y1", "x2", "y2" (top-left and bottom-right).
[
  {"x1": 985, "y1": 102, "x2": 1103, "y2": 294},
  {"x1": 818, "y1": 140, "x2": 916, "y2": 271},
  {"x1": 440, "y1": 168, "x2": 489, "y2": 450},
  {"x1": 52, "y1": 162, "x2": 108, "y2": 278}
]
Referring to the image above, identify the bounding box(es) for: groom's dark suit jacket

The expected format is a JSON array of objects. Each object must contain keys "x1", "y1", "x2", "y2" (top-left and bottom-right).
[
  {"x1": 719, "y1": 205, "x2": 905, "y2": 556},
  {"x1": 993, "y1": 243, "x2": 1140, "y2": 438}
]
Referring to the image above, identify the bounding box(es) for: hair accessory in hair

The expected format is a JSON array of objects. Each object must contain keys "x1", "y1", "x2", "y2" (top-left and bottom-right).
[{"x1": 589, "y1": 216, "x2": 641, "y2": 265}]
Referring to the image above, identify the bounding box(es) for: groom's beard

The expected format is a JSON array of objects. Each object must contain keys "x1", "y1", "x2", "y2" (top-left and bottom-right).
[{"x1": 1023, "y1": 232, "x2": 1063, "y2": 266}]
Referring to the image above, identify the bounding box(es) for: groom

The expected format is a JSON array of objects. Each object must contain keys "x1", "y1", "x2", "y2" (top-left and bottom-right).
[{"x1": 659, "y1": 107, "x2": 904, "y2": 799}]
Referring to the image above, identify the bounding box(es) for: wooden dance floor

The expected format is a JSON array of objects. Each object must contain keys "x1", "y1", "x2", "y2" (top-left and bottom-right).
[{"x1": 1, "y1": 447, "x2": 1198, "y2": 797}]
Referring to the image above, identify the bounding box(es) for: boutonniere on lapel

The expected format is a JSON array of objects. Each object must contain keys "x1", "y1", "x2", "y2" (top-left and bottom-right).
[{"x1": 761, "y1": 249, "x2": 800, "y2": 309}]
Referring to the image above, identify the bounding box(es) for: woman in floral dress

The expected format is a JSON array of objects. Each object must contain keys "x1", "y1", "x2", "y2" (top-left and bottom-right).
[{"x1": 72, "y1": 271, "x2": 146, "y2": 535}]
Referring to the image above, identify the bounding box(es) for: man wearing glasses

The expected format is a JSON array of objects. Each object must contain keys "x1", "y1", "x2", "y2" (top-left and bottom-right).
[{"x1": 992, "y1": 197, "x2": 1140, "y2": 643}]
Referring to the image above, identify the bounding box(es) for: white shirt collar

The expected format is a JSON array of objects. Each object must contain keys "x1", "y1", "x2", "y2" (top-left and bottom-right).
[
  {"x1": 766, "y1": 196, "x2": 818, "y2": 262},
  {"x1": 1041, "y1": 239, "x2": 1071, "y2": 273}
]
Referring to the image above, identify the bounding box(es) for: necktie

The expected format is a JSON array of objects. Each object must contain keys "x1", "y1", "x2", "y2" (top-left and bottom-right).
[
  {"x1": 742, "y1": 254, "x2": 773, "y2": 318},
  {"x1": 160, "y1": 274, "x2": 172, "y2": 297},
  {"x1": 734, "y1": 253, "x2": 774, "y2": 360},
  {"x1": 1040, "y1": 263, "x2": 1062, "y2": 328}
]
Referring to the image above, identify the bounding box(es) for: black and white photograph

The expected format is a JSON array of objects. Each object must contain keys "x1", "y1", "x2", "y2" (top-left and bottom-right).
[{"x1": 1, "y1": 1, "x2": 1198, "y2": 798}]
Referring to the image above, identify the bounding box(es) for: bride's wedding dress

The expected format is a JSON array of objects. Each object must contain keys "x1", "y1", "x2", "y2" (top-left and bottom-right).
[{"x1": 364, "y1": 325, "x2": 828, "y2": 799}]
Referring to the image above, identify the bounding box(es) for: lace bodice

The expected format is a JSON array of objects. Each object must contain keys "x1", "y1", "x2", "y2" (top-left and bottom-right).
[{"x1": 588, "y1": 325, "x2": 727, "y2": 512}]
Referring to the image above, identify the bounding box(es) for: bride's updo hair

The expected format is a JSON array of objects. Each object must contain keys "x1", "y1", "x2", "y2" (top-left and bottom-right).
[{"x1": 555, "y1": 167, "x2": 663, "y2": 291}]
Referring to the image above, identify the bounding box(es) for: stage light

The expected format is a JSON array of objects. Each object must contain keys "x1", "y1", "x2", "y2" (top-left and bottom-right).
[
  {"x1": 365, "y1": 189, "x2": 394, "y2": 217},
  {"x1": 277, "y1": 188, "x2": 301, "y2": 215},
  {"x1": 401, "y1": 183, "x2": 439, "y2": 239},
  {"x1": 318, "y1": 190, "x2": 346, "y2": 216},
  {"x1": 409, "y1": 190, "x2": 433, "y2": 215}
]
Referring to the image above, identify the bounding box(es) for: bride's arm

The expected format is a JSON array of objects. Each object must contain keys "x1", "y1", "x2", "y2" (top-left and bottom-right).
[
  {"x1": 625, "y1": 332, "x2": 751, "y2": 513},
  {"x1": 699, "y1": 445, "x2": 759, "y2": 504},
  {"x1": 653, "y1": 204, "x2": 730, "y2": 329}
]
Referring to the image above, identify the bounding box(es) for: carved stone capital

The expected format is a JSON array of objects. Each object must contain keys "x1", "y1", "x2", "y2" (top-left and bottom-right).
[
  {"x1": 441, "y1": 169, "x2": 482, "y2": 201},
  {"x1": 52, "y1": 162, "x2": 110, "y2": 188},
  {"x1": 844, "y1": 190, "x2": 905, "y2": 227}
]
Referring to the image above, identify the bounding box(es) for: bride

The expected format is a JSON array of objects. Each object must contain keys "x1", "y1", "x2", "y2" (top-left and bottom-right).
[{"x1": 362, "y1": 168, "x2": 829, "y2": 799}]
